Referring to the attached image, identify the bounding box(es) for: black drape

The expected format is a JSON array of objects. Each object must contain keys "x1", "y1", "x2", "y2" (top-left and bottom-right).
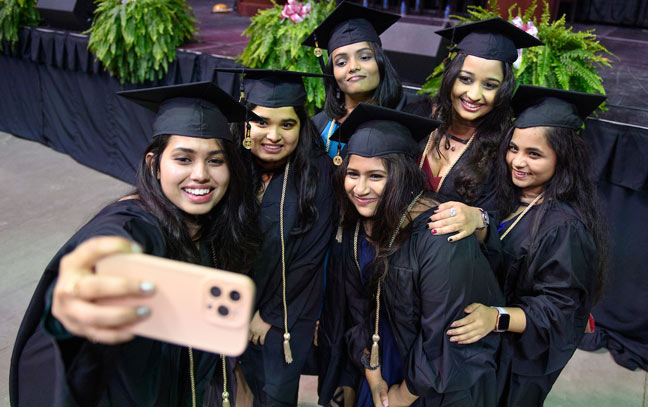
[
  {"x1": 575, "y1": 0, "x2": 648, "y2": 28},
  {"x1": 1, "y1": 27, "x2": 242, "y2": 184},
  {"x1": 578, "y1": 118, "x2": 648, "y2": 371}
]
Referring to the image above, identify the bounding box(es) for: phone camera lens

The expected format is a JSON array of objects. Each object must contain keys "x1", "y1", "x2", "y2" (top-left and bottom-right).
[
  {"x1": 210, "y1": 286, "x2": 222, "y2": 297},
  {"x1": 218, "y1": 305, "x2": 229, "y2": 316},
  {"x1": 229, "y1": 290, "x2": 241, "y2": 301}
]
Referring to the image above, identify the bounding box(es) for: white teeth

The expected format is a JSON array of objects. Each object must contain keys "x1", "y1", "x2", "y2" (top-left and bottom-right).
[
  {"x1": 184, "y1": 188, "x2": 211, "y2": 196},
  {"x1": 462, "y1": 100, "x2": 480, "y2": 108}
]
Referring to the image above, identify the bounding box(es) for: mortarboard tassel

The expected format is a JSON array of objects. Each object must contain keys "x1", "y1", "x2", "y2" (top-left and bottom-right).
[{"x1": 283, "y1": 333, "x2": 294, "y2": 364}]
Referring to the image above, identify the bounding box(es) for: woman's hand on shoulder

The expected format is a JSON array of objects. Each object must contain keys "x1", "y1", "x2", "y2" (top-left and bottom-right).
[
  {"x1": 427, "y1": 202, "x2": 483, "y2": 242},
  {"x1": 52, "y1": 236, "x2": 153, "y2": 345},
  {"x1": 446, "y1": 303, "x2": 498, "y2": 344}
]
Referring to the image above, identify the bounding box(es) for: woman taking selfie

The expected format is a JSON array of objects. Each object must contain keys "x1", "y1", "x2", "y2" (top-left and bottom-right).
[
  {"x1": 303, "y1": 1, "x2": 405, "y2": 163},
  {"x1": 218, "y1": 68, "x2": 335, "y2": 407},
  {"x1": 422, "y1": 18, "x2": 543, "y2": 240},
  {"x1": 9, "y1": 82, "x2": 261, "y2": 406},
  {"x1": 332, "y1": 103, "x2": 504, "y2": 407},
  {"x1": 447, "y1": 86, "x2": 607, "y2": 406}
]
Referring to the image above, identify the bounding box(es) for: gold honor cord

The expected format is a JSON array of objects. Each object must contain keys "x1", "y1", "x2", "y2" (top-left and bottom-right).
[
  {"x1": 499, "y1": 193, "x2": 545, "y2": 241},
  {"x1": 325, "y1": 120, "x2": 335, "y2": 153},
  {"x1": 279, "y1": 160, "x2": 294, "y2": 364},
  {"x1": 357, "y1": 191, "x2": 424, "y2": 368},
  {"x1": 189, "y1": 347, "x2": 196, "y2": 407},
  {"x1": 221, "y1": 355, "x2": 230, "y2": 407},
  {"x1": 419, "y1": 130, "x2": 475, "y2": 193}
]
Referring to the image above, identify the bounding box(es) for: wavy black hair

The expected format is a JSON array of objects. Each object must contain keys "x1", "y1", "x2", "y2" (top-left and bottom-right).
[
  {"x1": 323, "y1": 41, "x2": 403, "y2": 120},
  {"x1": 232, "y1": 103, "x2": 326, "y2": 234},
  {"x1": 335, "y1": 153, "x2": 438, "y2": 292},
  {"x1": 136, "y1": 135, "x2": 261, "y2": 273},
  {"x1": 431, "y1": 53, "x2": 516, "y2": 203},
  {"x1": 496, "y1": 126, "x2": 608, "y2": 300}
]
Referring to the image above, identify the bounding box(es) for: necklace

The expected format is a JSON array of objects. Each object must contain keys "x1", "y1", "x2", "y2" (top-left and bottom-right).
[
  {"x1": 445, "y1": 134, "x2": 470, "y2": 151},
  {"x1": 419, "y1": 131, "x2": 475, "y2": 193},
  {"x1": 499, "y1": 193, "x2": 544, "y2": 240}
]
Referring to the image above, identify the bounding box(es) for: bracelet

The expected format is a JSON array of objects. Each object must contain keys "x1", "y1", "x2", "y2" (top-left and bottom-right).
[
  {"x1": 476, "y1": 207, "x2": 489, "y2": 230},
  {"x1": 361, "y1": 352, "x2": 380, "y2": 370}
]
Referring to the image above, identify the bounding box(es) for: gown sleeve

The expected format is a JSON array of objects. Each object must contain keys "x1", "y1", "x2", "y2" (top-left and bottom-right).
[
  {"x1": 403, "y1": 235, "x2": 502, "y2": 397},
  {"x1": 509, "y1": 220, "x2": 597, "y2": 376}
]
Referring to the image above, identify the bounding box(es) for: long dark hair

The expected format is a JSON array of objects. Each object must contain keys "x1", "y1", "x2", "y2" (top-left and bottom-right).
[
  {"x1": 323, "y1": 41, "x2": 403, "y2": 120},
  {"x1": 496, "y1": 126, "x2": 607, "y2": 300},
  {"x1": 136, "y1": 135, "x2": 261, "y2": 273},
  {"x1": 432, "y1": 53, "x2": 515, "y2": 203},
  {"x1": 335, "y1": 153, "x2": 436, "y2": 291},
  {"x1": 232, "y1": 103, "x2": 325, "y2": 234}
]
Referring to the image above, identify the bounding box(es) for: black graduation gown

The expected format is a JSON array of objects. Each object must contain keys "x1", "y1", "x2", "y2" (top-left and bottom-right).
[
  {"x1": 486, "y1": 201, "x2": 598, "y2": 407},
  {"x1": 240, "y1": 153, "x2": 334, "y2": 406},
  {"x1": 420, "y1": 144, "x2": 499, "y2": 213},
  {"x1": 342, "y1": 208, "x2": 504, "y2": 406},
  {"x1": 9, "y1": 199, "x2": 231, "y2": 407}
]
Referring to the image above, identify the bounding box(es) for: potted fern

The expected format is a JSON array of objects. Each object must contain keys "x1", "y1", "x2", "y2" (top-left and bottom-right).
[
  {"x1": 0, "y1": 0, "x2": 39, "y2": 51},
  {"x1": 86, "y1": 0, "x2": 197, "y2": 84},
  {"x1": 238, "y1": 0, "x2": 336, "y2": 113},
  {"x1": 420, "y1": 0, "x2": 614, "y2": 105}
]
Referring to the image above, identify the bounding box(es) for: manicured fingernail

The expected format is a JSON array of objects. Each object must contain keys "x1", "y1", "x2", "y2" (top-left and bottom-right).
[
  {"x1": 383, "y1": 400, "x2": 389, "y2": 407},
  {"x1": 432, "y1": 206, "x2": 439, "y2": 212},
  {"x1": 136, "y1": 306, "x2": 150, "y2": 317},
  {"x1": 448, "y1": 237, "x2": 453, "y2": 242},
  {"x1": 426, "y1": 224, "x2": 431, "y2": 230},
  {"x1": 140, "y1": 281, "x2": 155, "y2": 293},
  {"x1": 431, "y1": 229, "x2": 437, "y2": 234},
  {"x1": 450, "y1": 337, "x2": 456, "y2": 342},
  {"x1": 131, "y1": 242, "x2": 143, "y2": 253}
]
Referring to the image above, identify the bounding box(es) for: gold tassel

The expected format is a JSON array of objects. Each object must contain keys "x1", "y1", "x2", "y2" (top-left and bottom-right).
[
  {"x1": 370, "y1": 334, "x2": 380, "y2": 368},
  {"x1": 283, "y1": 333, "x2": 293, "y2": 364},
  {"x1": 222, "y1": 392, "x2": 230, "y2": 407}
]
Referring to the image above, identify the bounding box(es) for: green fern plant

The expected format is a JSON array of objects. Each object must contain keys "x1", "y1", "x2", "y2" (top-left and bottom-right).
[
  {"x1": 238, "y1": 0, "x2": 336, "y2": 113},
  {"x1": 0, "y1": 0, "x2": 39, "y2": 51},
  {"x1": 86, "y1": 0, "x2": 197, "y2": 84},
  {"x1": 420, "y1": 0, "x2": 614, "y2": 105}
]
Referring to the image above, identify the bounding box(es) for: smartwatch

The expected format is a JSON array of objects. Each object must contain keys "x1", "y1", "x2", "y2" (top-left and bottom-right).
[
  {"x1": 492, "y1": 306, "x2": 510, "y2": 332},
  {"x1": 476, "y1": 208, "x2": 490, "y2": 230}
]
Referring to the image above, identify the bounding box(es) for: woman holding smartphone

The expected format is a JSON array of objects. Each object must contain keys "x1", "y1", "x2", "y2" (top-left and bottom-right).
[
  {"x1": 331, "y1": 103, "x2": 504, "y2": 407},
  {"x1": 447, "y1": 86, "x2": 607, "y2": 406},
  {"x1": 10, "y1": 82, "x2": 260, "y2": 407}
]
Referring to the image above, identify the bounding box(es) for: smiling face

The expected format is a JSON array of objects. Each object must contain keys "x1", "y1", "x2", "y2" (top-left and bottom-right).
[
  {"x1": 332, "y1": 41, "x2": 381, "y2": 102},
  {"x1": 153, "y1": 135, "x2": 230, "y2": 216},
  {"x1": 249, "y1": 105, "x2": 300, "y2": 168},
  {"x1": 506, "y1": 127, "x2": 557, "y2": 196},
  {"x1": 450, "y1": 55, "x2": 504, "y2": 124},
  {"x1": 344, "y1": 154, "x2": 387, "y2": 218}
]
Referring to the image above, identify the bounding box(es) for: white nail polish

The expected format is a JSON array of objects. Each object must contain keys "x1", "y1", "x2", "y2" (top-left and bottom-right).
[
  {"x1": 130, "y1": 242, "x2": 143, "y2": 253},
  {"x1": 140, "y1": 281, "x2": 155, "y2": 293},
  {"x1": 136, "y1": 306, "x2": 150, "y2": 317}
]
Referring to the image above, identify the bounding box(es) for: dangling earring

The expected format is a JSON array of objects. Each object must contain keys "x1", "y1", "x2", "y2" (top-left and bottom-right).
[
  {"x1": 242, "y1": 122, "x2": 253, "y2": 149},
  {"x1": 336, "y1": 87, "x2": 341, "y2": 100}
]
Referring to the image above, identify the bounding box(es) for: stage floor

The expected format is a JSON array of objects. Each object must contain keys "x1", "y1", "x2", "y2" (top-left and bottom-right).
[{"x1": 181, "y1": 0, "x2": 648, "y2": 127}]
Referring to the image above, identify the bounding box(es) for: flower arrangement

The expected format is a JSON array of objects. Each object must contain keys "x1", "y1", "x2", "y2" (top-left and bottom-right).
[
  {"x1": 420, "y1": 0, "x2": 614, "y2": 106},
  {"x1": 0, "y1": 0, "x2": 39, "y2": 51},
  {"x1": 238, "y1": 0, "x2": 336, "y2": 113},
  {"x1": 86, "y1": 0, "x2": 197, "y2": 84}
]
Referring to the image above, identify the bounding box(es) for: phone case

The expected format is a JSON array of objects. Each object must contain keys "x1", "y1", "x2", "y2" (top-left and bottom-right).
[{"x1": 95, "y1": 253, "x2": 254, "y2": 356}]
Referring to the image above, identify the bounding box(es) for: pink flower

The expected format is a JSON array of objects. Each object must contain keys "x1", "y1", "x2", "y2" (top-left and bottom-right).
[
  {"x1": 281, "y1": 0, "x2": 312, "y2": 23},
  {"x1": 511, "y1": 16, "x2": 539, "y2": 69}
]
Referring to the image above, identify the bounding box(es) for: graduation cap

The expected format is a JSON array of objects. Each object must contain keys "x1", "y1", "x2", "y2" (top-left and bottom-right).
[
  {"x1": 332, "y1": 103, "x2": 441, "y2": 159},
  {"x1": 117, "y1": 81, "x2": 249, "y2": 141},
  {"x1": 435, "y1": 17, "x2": 544, "y2": 64},
  {"x1": 213, "y1": 68, "x2": 331, "y2": 108},
  {"x1": 512, "y1": 85, "x2": 607, "y2": 129}
]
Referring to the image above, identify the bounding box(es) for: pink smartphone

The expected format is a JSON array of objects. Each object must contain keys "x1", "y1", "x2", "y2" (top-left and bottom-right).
[{"x1": 95, "y1": 253, "x2": 254, "y2": 356}]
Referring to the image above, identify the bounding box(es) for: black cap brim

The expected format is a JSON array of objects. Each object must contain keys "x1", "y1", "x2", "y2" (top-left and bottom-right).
[
  {"x1": 512, "y1": 85, "x2": 606, "y2": 129},
  {"x1": 302, "y1": 2, "x2": 399, "y2": 51}
]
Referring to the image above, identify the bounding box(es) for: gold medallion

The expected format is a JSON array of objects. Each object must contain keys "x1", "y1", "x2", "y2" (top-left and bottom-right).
[
  {"x1": 314, "y1": 48, "x2": 323, "y2": 58},
  {"x1": 333, "y1": 155, "x2": 343, "y2": 166},
  {"x1": 242, "y1": 137, "x2": 253, "y2": 149}
]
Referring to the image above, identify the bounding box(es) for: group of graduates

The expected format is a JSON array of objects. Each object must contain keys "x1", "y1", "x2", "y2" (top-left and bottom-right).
[{"x1": 10, "y1": 2, "x2": 608, "y2": 407}]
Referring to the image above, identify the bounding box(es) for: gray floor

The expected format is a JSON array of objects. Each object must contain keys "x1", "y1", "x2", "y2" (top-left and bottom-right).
[{"x1": 1, "y1": 132, "x2": 646, "y2": 406}]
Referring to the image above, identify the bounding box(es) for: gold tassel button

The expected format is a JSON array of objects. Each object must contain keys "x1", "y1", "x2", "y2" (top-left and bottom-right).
[
  {"x1": 370, "y1": 334, "x2": 380, "y2": 368},
  {"x1": 283, "y1": 332, "x2": 294, "y2": 364}
]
